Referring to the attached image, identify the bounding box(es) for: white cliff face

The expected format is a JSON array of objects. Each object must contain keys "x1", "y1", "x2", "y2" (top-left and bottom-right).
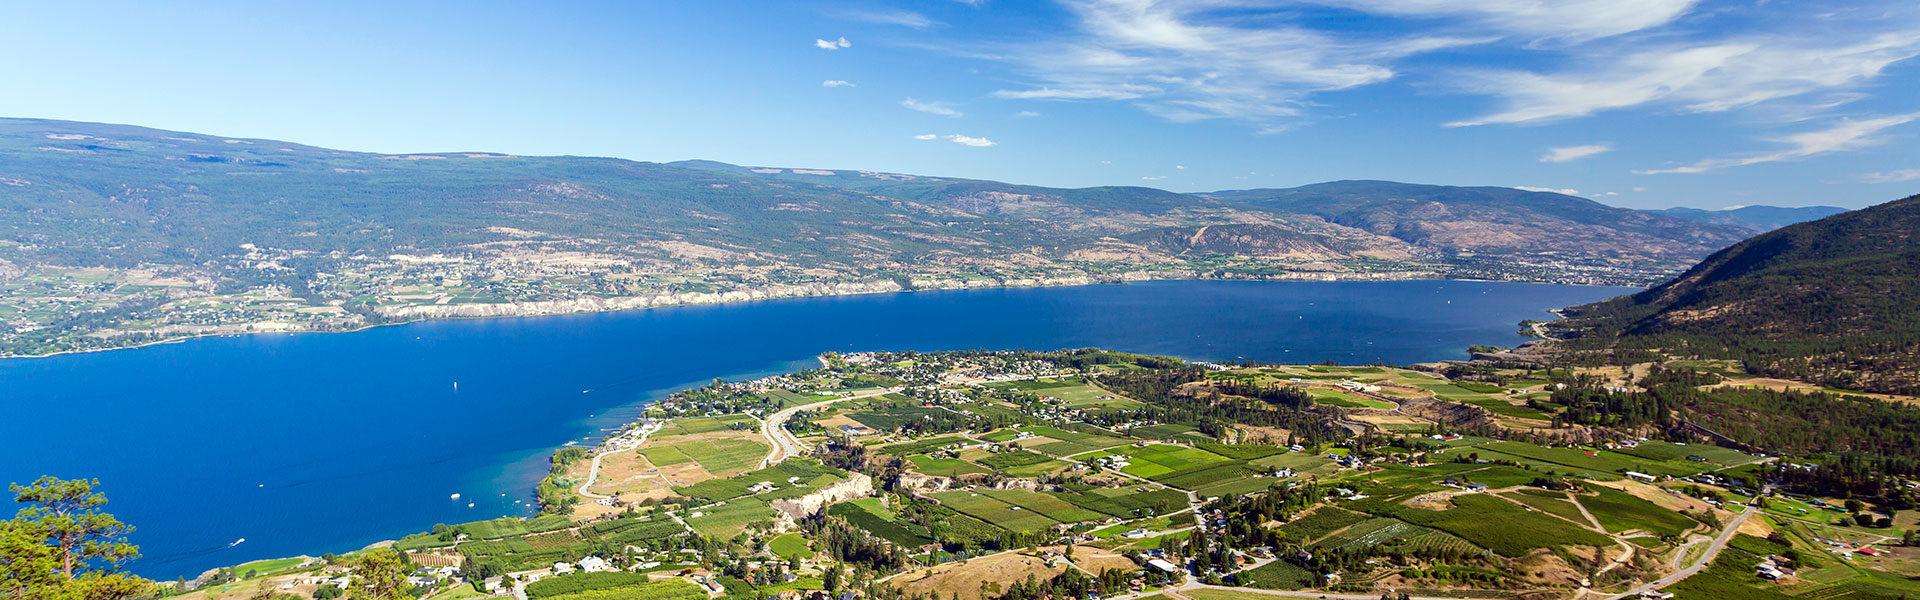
[{"x1": 770, "y1": 473, "x2": 874, "y2": 520}]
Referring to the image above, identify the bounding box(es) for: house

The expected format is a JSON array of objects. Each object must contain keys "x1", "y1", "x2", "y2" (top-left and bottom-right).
[
  {"x1": 1467, "y1": 482, "x2": 1489, "y2": 492},
  {"x1": 553, "y1": 562, "x2": 576, "y2": 574},
  {"x1": 1146, "y1": 558, "x2": 1181, "y2": 573},
  {"x1": 579, "y1": 556, "x2": 611, "y2": 573},
  {"x1": 1625, "y1": 471, "x2": 1657, "y2": 483},
  {"x1": 1123, "y1": 528, "x2": 1151, "y2": 539}
]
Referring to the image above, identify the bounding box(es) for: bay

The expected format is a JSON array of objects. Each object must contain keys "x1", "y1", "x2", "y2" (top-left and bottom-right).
[{"x1": 0, "y1": 279, "x2": 1630, "y2": 578}]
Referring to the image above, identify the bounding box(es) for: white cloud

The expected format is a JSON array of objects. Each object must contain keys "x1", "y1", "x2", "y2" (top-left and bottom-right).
[
  {"x1": 1309, "y1": 0, "x2": 1699, "y2": 41},
  {"x1": 912, "y1": 134, "x2": 939, "y2": 140},
  {"x1": 842, "y1": 10, "x2": 935, "y2": 28},
  {"x1": 902, "y1": 98, "x2": 963, "y2": 118},
  {"x1": 1632, "y1": 187, "x2": 1647, "y2": 192},
  {"x1": 822, "y1": 80, "x2": 856, "y2": 88},
  {"x1": 1860, "y1": 168, "x2": 1920, "y2": 184},
  {"x1": 1636, "y1": 113, "x2": 1920, "y2": 174},
  {"x1": 1014, "y1": 110, "x2": 1041, "y2": 118},
  {"x1": 946, "y1": 134, "x2": 996, "y2": 147},
  {"x1": 1450, "y1": 32, "x2": 1920, "y2": 126},
  {"x1": 1175, "y1": 165, "x2": 1186, "y2": 170},
  {"x1": 1515, "y1": 186, "x2": 1582, "y2": 195},
  {"x1": 1539, "y1": 143, "x2": 1612, "y2": 163},
  {"x1": 980, "y1": 1, "x2": 1493, "y2": 127},
  {"x1": 1142, "y1": 175, "x2": 1167, "y2": 180},
  {"x1": 815, "y1": 37, "x2": 852, "y2": 50}
]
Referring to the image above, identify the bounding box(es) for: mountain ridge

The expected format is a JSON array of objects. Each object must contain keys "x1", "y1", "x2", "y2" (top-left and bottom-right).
[
  {"x1": 0, "y1": 117, "x2": 1764, "y2": 355},
  {"x1": 1559, "y1": 193, "x2": 1920, "y2": 394}
]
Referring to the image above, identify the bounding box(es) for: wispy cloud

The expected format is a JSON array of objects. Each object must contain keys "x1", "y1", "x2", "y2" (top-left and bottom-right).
[
  {"x1": 1014, "y1": 110, "x2": 1041, "y2": 118},
  {"x1": 822, "y1": 80, "x2": 856, "y2": 88},
  {"x1": 1540, "y1": 143, "x2": 1612, "y2": 163},
  {"x1": 952, "y1": 0, "x2": 1920, "y2": 135},
  {"x1": 979, "y1": 1, "x2": 1493, "y2": 126},
  {"x1": 902, "y1": 98, "x2": 963, "y2": 118},
  {"x1": 1141, "y1": 175, "x2": 1167, "y2": 180},
  {"x1": 1860, "y1": 168, "x2": 1920, "y2": 183},
  {"x1": 1636, "y1": 113, "x2": 1920, "y2": 174},
  {"x1": 912, "y1": 133, "x2": 996, "y2": 147},
  {"x1": 1312, "y1": 0, "x2": 1699, "y2": 42},
  {"x1": 947, "y1": 134, "x2": 996, "y2": 147},
  {"x1": 1515, "y1": 186, "x2": 1581, "y2": 195},
  {"x1": 815, "y1": 37, "x2": 852, "y2": 50},
  {"x1": 840, "y1": 9, "x2": 936, "y2": 28},
  {"x1": 1449, "y1": 33, "x2": 1920, "y2": 126}
]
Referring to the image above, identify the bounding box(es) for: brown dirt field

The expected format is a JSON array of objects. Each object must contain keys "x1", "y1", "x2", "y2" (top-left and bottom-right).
[
  {"x1": 1054, "y1": 545, "x2": 1138, "y2": 573},
  {"x1": 1709, "y1": 377, "x2": 1920, "y2": 405},
  {"x1": 893, "y1": 551, "x2": 1067, "y2": 600},
  {"x1": 1349, "y1": 414, "x2": 1431, "y2": 427},
  {"x1": 1737, "y1": 515, "x2": 1774, "y2": 538},
  {"x1": 412, "y1": 552, "x2": 463, "y2": 567},
  {"x1": 169, "y1": 575, "x2": 320, "y2": 600},
  {"x1": 813, "y1": 414, "x2": 866, "y2": 430},
  {"x1": 1592, "y1": 480, "x2": 1719, "y2": 519},
  {"x1": 1230, "y1": 424, "x2": 1293, "y2": 444}
]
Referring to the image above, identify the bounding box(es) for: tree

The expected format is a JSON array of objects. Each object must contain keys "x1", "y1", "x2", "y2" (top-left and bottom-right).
[
  {"x1": 348, "y1": 549, "x2": 412, "y2": 600},
  {"x1": 1, "y1": 477, "x2": 152, "y2": 600}
]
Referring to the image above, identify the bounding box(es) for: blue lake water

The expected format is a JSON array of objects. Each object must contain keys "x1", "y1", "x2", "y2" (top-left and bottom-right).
[{"x1": 0, "y1": 279, "x2": 1631, "y2": 578}]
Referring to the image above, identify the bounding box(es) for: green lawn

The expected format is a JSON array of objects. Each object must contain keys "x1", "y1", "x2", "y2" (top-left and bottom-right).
[
  {"x1": 768, "y1": 533, "x2": 813, "y2": 559},
  {"x1": 908, "y1": 455, "x2": 990, "y2": 477}
]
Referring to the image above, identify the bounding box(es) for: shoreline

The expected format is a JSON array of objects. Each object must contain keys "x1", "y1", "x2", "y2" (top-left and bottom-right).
[{"x1": 1, "y1": 272, "x2": 1629, "y2": 362}]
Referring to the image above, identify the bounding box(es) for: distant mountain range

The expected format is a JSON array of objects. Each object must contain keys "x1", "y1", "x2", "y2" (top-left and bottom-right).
[
  {"x1": 0, "y1": 117, "x2": 1863, "y2": 354},
  {"x1": 1648, "y1": 205, "x2": 1849, "y2": 232},
  {"x1": 1561, "y1": 193, "x2": 1920, "y2": 395}
]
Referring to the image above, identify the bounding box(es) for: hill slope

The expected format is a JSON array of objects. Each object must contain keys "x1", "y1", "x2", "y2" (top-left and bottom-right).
[
  {"x1": 1560, "y1": 194, "x2": 1920, "y2": 394},
  {"x1": 1208, "y1": 181, "x2": 1750, "y2": 265},
  {"x1": 1649, "y1": 205, "x2": 1849, "y2": 233}
]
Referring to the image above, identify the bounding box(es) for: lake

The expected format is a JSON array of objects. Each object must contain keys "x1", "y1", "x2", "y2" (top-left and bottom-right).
[{"x1": 0, "y1": 279, "x2": 1631, "y2": 578}]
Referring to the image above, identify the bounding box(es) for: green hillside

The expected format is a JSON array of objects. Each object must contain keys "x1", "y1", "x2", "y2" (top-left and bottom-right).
[{"x1": 1560, "y1": 194, "x2": 1920, "y2": 394}]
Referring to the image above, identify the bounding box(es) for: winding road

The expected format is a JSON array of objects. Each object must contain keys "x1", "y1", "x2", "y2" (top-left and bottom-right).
[
  {"x1": 1602, "y1": 504, "x2": 1759, "y2": 600},
  {"x1": 759, "y1": 388, "x2": 895, "y2": 468}
]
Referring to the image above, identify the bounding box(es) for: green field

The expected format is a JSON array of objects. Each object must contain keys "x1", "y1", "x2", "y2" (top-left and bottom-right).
[
  {"x1": 679, "y1": 437, "x2": 770, "y2": 475},
  {"x1": 980, "y1": 488, "x2": 1108, "y2": 523},
  {"x1": 638, "y1": 445, "x2": 692, "y2": 466},
  {"x1": 1504, "y1": 489, "x2": 1590, "y2": 525},
  {"x1": 233, "y1": 557, "x2": 306, "y2": 577},
  {"x1": 1278, "y1": 506, "x2": 1369, "y2": 542},
  {"x1": 1392, "y1": 494, "x2": 1613, "y2": 557},
  {"x1": 1305, "y1": 387, "x2": 1394, "y2": 409},
  {"x1": 685, "y1": 500, "x2": 778, "y2": 538},
  {"x1": 908, "y1": 455, "x2": 990, "y2": 477},
  {"x1": 977, "y1": 450, "x2": 1070, "y2": 476},
  {"x1": 768, "y1": 533, "x2": 813, "y2": 559},
  {"x1": 1580, "y1": 486, "x2": 1697, "y2": 536},
  {"x1": 992, "y1": 378, "x2": 1145, "y2": 409},
  {"x1": 930, "y1": 490, "x2": 1060, "y2": 532},
  {"x1": 1235, "y1": 560, "x2": 1314, "y2": 590}
]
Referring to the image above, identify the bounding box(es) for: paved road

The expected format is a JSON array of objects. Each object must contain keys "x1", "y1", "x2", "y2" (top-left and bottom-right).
[
  {"x1": 759, "y1": 389, "x2": 894, "y2": 468},
  {"x1": 1603, "y1": 504, "x2": 1759, "y2": 600},
  {"x1": 577, "y1": 421, "x2": 663, "y2": 500}
]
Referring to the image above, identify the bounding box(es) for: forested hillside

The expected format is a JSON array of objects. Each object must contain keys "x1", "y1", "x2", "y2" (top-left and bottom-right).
[{"x1": 1559, "y1": 194, "x2": 1920, "y2": 394}]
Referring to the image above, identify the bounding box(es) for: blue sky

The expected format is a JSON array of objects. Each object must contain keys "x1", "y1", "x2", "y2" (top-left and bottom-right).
[{"x1": 3, "y1": 1, "x2": 1917, "y2": 209}]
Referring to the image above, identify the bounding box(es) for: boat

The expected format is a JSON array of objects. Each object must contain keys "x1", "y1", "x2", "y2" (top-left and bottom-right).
[{"x1": 229, "y1": 538, "x2": 245, "y2": 547}]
